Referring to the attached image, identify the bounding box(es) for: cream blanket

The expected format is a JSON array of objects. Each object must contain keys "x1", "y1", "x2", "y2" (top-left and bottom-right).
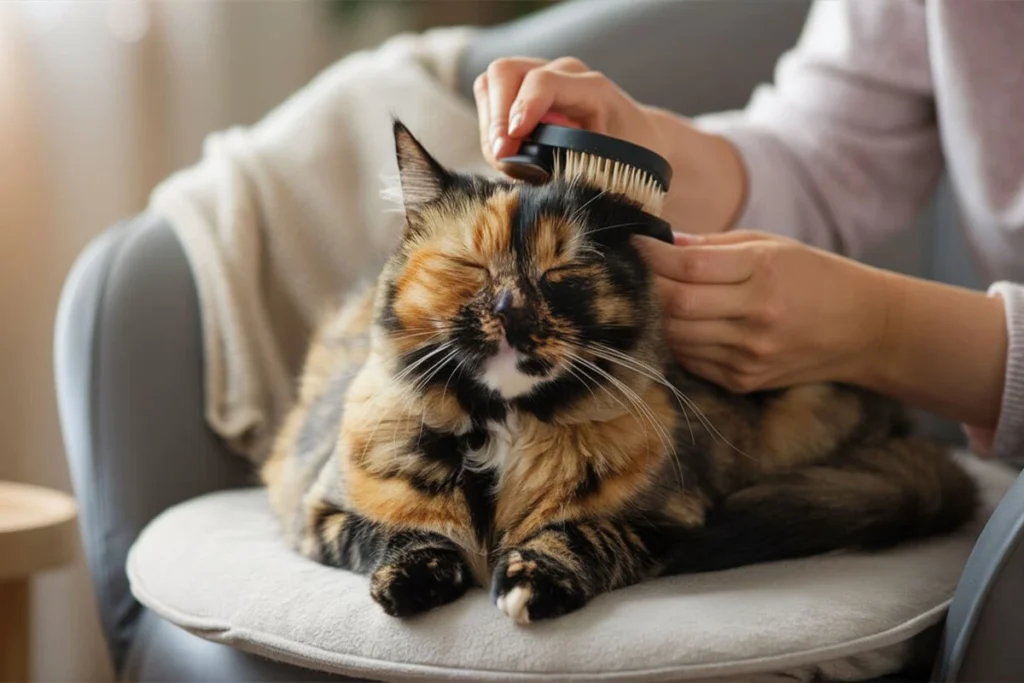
[{"x1": 150, "y1": 27, "x2": 489, "y2": 462}]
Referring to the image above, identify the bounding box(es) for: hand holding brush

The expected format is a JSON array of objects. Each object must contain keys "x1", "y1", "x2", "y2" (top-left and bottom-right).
[{"x1": 472, "y1": 56, "x2": 746, "y2": 235}]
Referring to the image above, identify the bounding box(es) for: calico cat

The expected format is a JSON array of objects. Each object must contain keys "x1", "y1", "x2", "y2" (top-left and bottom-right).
[{"x1": 261, "y1": 120, "x2": 977, "y2": 624}]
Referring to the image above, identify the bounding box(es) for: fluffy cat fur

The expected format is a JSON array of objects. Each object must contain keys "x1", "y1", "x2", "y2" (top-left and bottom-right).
[{"x1": 261, "y1": 120, "x2": 977, "y2": 624}]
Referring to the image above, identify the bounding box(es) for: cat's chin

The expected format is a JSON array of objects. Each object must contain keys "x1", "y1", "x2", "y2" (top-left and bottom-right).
[{"x1": 480, "y1": 346, "x2": 547, "y2": 400}]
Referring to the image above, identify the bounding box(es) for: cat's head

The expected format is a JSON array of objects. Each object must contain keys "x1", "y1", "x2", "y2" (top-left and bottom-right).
[{"x1": 377, "y1": 121, "x2": 664, "y2": 409}]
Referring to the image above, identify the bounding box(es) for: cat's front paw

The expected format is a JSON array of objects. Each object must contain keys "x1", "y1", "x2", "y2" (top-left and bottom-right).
[
  {"x1": 490, "y1": 550, "x2": 588, "y2": 625},
  {"x1": 370, "y1": 548, "x2": 469, "y2": 617}
]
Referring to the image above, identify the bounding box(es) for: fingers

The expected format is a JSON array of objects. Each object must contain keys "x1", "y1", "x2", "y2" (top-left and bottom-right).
[
  {"x1": 654, "y1": 276, "x2": 755, "y2": 320},
  {"x1": 636, "y1": 236, "x2": 758, "y2": 284},
  {"x1": 676, "y1": 358, "x2": 760, "y2": 394},
  {"x1": 476, "y1": 57, "x2": 546, "y2": 163},
  {"x1": 675, "y1": 230, "x2": 793, "y2": 247},
  {"x1": 509, "y1": 58, "x2": 601, "y2": 136},
  {"x1": 475, "y1": 57, "x2": 593, "y2": 165},
  {"x1": 664, "y1": 319, "x2": 745, "y2": 347},
  {"x1": 473, "y1": 72, "x2": 493, "y2": 165}
]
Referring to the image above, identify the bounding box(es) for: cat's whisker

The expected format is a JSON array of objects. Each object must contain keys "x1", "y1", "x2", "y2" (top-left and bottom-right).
[
  {"x1": 561, "y1": 359, "x2": 599, "y2": 402},
  {"x1": 387, "y1": 329, "x2": 452, "y2": 343},
  {"x1": 571, "y1": 356, "x2": 676, "y2": 460},
  {"x1": 583, "y1": 344, "x2": 696, "y2": 445},
  {"x1": 562, "y1": 352, "x2": 655, "y2": 460},
  {"x1": 363, "y1": 341, "x2": 457, "y2": 457},
  {"x1": 571, "y1": 356, "x2": 665, "y2": 479},
  {"x1": 586, "y1": 348, "x2": 699, "y2": 472},
  {"x1": 416, "y1": 348, "x2": 462, "y2": 394},
  {"x1": 586, "y1": 221, "x2": 648, "y2": 237},
  {"x1": 588, "y1": 345, "x2": 714, "y2": 441},
  {"x1": 441, "y1": 353, "x2": 471, "y2": 407},
  {"x1": 588, "y1": 344, "x2": 754, "y2": 462},
  {"x1": 392, "y1": 341, "x2": 455, "y2": 385},
  {"x1": 580, "y1": 361, "x2": 681, "y2": 488},
  {"x1": 590, "y1": 346, "x2": 720, "y2": 442},
  {"x1": 552, "y1": 340, "x2": 688, "y2": 487},
  {"x1": 563, "y1": 353, "x2": 631, "y2": 418},
  {"x1": 570, "y1": 189, "x2": 607, "y2": 223}
]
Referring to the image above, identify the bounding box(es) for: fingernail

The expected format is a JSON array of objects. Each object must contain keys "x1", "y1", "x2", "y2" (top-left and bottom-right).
[
  {"x1": 674, "y1": 231, "x2": 703, "y2": 244},
  {"x1": 508, "y1": 111, "x2": 524, "y2": 135},
  {"x1": 492, "y1": 137, "x2": 504, "y2": 160}
]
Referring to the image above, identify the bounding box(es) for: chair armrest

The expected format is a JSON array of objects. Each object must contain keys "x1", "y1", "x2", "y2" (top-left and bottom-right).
[
  {"x1": 937, "y1": 468, "x2": 1024, "y2": 681},
  {"x1": 456, "y1": 0, "x2": 810, "y2": 116},
  {"x1": 54, "y1": 214, "x2": 251, "y2": 674}
]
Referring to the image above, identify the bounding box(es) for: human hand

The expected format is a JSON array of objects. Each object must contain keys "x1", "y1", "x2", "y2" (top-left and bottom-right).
[
  {"x1": 472, "y1": 56, "x2": 665, "y2": 170},
  {"x1": 472, "y1": 57, "x2": 748, "y2": 233},
  {"x1": 634, "y1": 231, "x2": 892, "y2": 392}
]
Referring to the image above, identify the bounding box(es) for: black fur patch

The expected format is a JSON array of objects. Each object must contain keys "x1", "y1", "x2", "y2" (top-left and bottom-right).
[
  {"x1": 571, "y1": 463, "x2": 602, "y2": 499},
  {"x1": 379, "y1": 281, "x2": 403, "y2": 333},
  {"x1": 460, "y1": 467, "x2": 498, "y2": 545},
  {"x1": 512, "y1": 368, "x2": 603, "y2": 421}
]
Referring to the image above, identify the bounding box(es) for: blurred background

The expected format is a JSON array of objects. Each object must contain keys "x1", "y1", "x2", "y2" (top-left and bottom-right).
[{"x1": 0, "y1": 2, "x2": 554, "y2": 680}]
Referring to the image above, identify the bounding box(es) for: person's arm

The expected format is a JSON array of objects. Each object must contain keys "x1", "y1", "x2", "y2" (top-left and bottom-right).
[
  {"x1": 878, "y1": 279, "x2": 1023, "y2": 460},
  {"x1": 636, "y1": 230, "x2": 1021, "y2": 458},
  {"x1": 870, "y1": 274, "x2": 1008, "y2": 430},
  {"x1": 689, "y1": 0, "x2": 944, "y2": 256}
]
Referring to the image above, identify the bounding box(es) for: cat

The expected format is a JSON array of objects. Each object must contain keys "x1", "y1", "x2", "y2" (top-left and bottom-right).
[{"x1": 261, "y1": 120, "x2": 977, "y2": 624}]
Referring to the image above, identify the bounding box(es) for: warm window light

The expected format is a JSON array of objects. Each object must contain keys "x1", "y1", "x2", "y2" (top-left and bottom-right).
[
  {"x1": 17, "y1": 0, "x2": 72, "y2": 35},
  {"x1": 105, "y1": 0, "x2": 149, "y2": 44}
]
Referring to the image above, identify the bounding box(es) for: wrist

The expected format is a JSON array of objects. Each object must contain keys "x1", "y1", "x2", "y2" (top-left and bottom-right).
[
  {"x1": 643, "y1": 107, "x2": 746, "y2": 233},
  {"x1": 855, "y1": 272, "x2": 1008, "y2": 428},
  {"x1": 834, "y1": 262, "x2": 900, "y2": 387},
  {"x1": 860, "y1": 268, "x2": 906, "y2": 391}
]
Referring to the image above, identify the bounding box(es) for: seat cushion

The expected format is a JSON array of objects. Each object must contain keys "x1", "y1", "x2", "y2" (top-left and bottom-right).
[
  {"x1": 127, "y1": 455, "x2": 1016, "y2": 683},
  {"x1": 123, "y1": 607, "x2": 369, "y2": 682}
]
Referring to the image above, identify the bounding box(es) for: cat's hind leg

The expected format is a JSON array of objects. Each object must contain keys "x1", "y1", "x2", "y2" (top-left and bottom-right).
[{"x1": 663, "y1": 437, "x2": 978, "y2": 574}]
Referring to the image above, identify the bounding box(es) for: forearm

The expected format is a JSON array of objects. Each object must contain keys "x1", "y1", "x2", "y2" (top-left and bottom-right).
[
  {"x1": 865, "y1": 273, "x2": 1008, "y2": 429},
  {"x1": 657, "y1": 1, "x2": 941, "y2": 257}
]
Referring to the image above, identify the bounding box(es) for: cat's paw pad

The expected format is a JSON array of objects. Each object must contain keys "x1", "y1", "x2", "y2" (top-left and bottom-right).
[
  {"x1": 491, "y1": 551, "x2": 587, "y2": 624},
  {"x1": 371, "y1": 549, "x2": 468, "y2": 617}
]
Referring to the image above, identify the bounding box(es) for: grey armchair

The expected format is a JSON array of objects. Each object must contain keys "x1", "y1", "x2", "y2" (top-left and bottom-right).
[{"x1": 54, "y1": 1, "x2": 1024, "y2": 681}]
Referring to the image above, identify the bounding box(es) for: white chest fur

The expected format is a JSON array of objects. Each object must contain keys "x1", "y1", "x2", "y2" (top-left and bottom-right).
[{"x1": 463, "y1": 412, "x2": 523, "y2": 480}]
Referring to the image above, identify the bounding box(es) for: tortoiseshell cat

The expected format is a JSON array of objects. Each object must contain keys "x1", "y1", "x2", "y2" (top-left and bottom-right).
[{"x1": 261, "y1": 121, "x2": 976, "y2": 624}]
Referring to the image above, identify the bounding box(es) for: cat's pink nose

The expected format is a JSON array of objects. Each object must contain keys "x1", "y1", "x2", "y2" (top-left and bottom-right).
[{"x1": 494, "y1": 290, "x2": 514, "y2": 321}]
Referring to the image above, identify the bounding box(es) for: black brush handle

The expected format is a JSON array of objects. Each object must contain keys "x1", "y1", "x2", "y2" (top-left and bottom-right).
[
  {"x1": 500, "y1": 124, "x2": 673, "y2": 191},
  {"x1": 630, "y1": 216, "x2": 674, "y2": 244},
  {"x1": 499, "y1": 124, "x2": 675, "y2": 244},
  {"x1": 527, "y1": 124, "x2": 672, "y2": 190}
]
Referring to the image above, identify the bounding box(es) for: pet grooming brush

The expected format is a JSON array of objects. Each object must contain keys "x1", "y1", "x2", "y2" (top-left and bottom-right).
[{"x1": 498, "y1": 124, "x2": 674, "y2": 243}]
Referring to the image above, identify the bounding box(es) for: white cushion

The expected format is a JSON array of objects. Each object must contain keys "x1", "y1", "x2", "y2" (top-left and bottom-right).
[{"x1": 127, "y1": 455, "x2": 1016, "y2": 683}]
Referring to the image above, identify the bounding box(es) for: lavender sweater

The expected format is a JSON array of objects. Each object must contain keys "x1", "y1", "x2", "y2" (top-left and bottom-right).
[{"x1": 697, "y1": 0, "x2": 1024, "y2": 460}]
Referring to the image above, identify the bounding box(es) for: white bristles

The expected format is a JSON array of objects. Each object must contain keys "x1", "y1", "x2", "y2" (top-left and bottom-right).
[{"x1": 553, "y1": 150, "x2": 666, "y2": 216}]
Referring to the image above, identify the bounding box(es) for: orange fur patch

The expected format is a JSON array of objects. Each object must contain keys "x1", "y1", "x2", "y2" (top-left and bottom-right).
[{"x1": 495, "y1": 382, "x2": 678, "y2": 546}]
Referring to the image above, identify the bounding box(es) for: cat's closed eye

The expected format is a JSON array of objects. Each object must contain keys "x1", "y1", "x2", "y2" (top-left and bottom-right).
[
  {"x1": 447, "y1": 256, "x2": 491, "y2": 278},
  {"x1": 540, "y1": 262, "x2": 595, "y2": 285}
]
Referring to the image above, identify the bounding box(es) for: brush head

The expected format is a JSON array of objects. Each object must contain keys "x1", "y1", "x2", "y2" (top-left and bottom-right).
[{"x1": 499, "y1": 124, "x2": 674, "y2": 243}]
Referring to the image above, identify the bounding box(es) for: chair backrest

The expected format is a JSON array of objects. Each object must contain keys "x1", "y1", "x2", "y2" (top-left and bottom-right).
[{"x1": 55, "y1": 215, "x2": 251, "y2": 673}]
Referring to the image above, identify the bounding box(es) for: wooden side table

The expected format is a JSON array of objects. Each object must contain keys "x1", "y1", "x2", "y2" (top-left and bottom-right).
[{"x1": 0, "y1": 482, "x2": 77, "y2": 683}]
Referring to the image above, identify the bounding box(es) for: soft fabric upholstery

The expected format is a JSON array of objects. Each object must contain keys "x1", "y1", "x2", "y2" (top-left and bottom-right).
[{"x1": 127, "y1": 456, "x2": 1014, "y2": 683}]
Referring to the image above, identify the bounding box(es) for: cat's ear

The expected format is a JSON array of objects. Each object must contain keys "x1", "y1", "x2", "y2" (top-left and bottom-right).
[{"x1": 393, "y1": 119, "x2": 450, "y2": 211}]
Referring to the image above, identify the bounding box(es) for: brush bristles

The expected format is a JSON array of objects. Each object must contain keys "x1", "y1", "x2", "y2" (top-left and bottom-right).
[{"x1": 553, "y1": 149, "x2": 666, "y2": 216}]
